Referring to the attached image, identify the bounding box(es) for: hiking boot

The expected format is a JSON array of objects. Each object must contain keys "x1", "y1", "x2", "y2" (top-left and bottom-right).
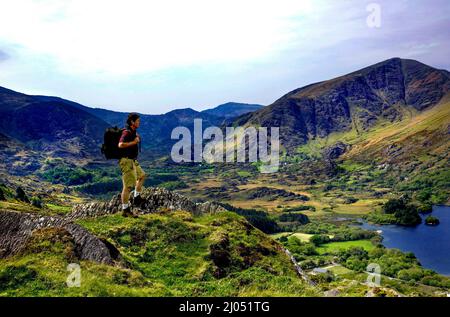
[
  {"x1": 122, "y1": 206, "x2": 138, "y2": 218},
  {"x1": 131, "y1": 194, "x2": 145, "y2": 207}
]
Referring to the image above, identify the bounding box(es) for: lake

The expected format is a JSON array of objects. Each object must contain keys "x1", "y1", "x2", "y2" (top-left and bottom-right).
[{"x1": 357, "y1": 205, "x2": 450, "y2": 276}]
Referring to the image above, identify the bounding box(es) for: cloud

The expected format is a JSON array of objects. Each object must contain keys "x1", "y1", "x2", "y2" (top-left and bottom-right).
[
  {"x1": 0, "y1": 0, "x2": 449, "y2": 114},
  {"x1": 0, "y1": 0, "x2": 315, "y2": 76},
  {"x1": 0, "y1": 49, "x2": 9, "y2": 62}
]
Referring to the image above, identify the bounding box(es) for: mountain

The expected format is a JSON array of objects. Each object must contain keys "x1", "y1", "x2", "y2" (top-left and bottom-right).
[
  {"x1": 0, "y1": 86, "x2": 261, "y2": 164},
  {"x1": 0, "y1": 86, "x2": 110, "y2": 161},
  {"x1": 232, "y1": 58, "x2": 450, "y2": 152},
  {"x1": 1, "y1": 57, "x2": 448, "y2": 168},
  {"x1": 27, "y1": 96, "x2": 225, "y2": 155},
  {"x1": 201, "y1": 102, "x2": 264, "y2": 118}
]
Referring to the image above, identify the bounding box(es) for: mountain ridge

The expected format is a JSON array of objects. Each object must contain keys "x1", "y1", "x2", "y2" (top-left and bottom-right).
[
  {"x1": 0, "y1": 87, "x2": 262, "y2": 165},
  {"x1": 232, "y1": 58, "x2": 450, "y2": 153}
]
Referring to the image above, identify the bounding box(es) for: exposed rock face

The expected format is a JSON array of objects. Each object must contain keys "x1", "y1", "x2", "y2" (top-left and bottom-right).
[
  {"x1": 323, "y1": 142, "x2": 350, "y2": 160},
  {"x1": 233, "y1": 58, "x2": 450, "y2": 153},
  {"x1": 0, "y1": 187, "x2": 226, "y2": 265},
  {"x1": 68, "y1": 187, "x2": 228, "y2": 220},
  {"x1": 321, "y1": 141, "x2": 351, "y2": 176},
  {"x1": 283, "y1": 248, "x2": 315, "y2": 286},
  {"x1": 0, "y1": 210, "x2": 118, "y2": 264}
]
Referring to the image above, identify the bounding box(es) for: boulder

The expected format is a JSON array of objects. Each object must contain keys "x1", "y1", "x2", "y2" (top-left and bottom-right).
[
  {"x1": 322, "y1": 141, "x2": 350, "y2": 160},
  {"x1": 0, "y1": 210, "x2": 119, "y2": 264}
]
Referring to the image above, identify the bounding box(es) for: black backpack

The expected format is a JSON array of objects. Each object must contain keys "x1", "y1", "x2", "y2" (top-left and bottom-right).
[{"x1": 101, "y1": 126, "x2": 125, "y2": 159}]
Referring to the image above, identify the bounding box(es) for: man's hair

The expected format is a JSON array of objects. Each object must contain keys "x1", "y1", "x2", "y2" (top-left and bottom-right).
[{"x1": 126, "y1": 113, "x2": 140, "y2": 126}]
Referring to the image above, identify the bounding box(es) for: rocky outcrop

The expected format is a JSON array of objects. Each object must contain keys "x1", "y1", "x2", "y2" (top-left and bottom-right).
[
  {"x1": 322, "y1": 141, "x2": 350, "y2": 160},
  {"x1": 321, "y1": 141, "x2": 351, "y2": 176},
  {"x1": 0, "y1": 210, "x2": 119, "y2": 264},
  {"x1": 0, "y1": 187, "x2": 226, "y2": 265},
  {"x1": 283, "y1": 248, "x2": 316, "y2": 286},
  {"x1": 232, "y1": 58, "x2": 450, "y2": 153},
  {"x1": 68, "y1": 187, "x2": 228, "y2": 220}
]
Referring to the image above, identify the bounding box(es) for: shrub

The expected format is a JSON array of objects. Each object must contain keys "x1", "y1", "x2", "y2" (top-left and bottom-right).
[
  {"x1": 278, "y1": 213, "x2": 309, "y2": 224},
  {"x1": 217, "y1": 203, "x2": 281, "y2": 234},
  {"x1": 397, "y1": 268, "x2": 425, "y2": 282},
  {"x1": 0, "y1": 265, "x2": 38, "y2": 291},
  {"x1": 424, "y1": 216, "x2": 440, "y2": 226},
  {"x1": 310, "y1": 234, "x2": 331, "y2": 246},
  {"x1": 417, "y1": 203, "x2": 432, "y2": 214},
  {"x1": 381, "y1": 197, "x2": 421, "y2": 226},
  {"x1": 30, "y1": 196, "x2": 43, "y2": 208},
  {"x1": 282, "y1": 205, "x2": 316, "y2": 212},
  {"x1": 15, "y1": 187, "x2": 30, "y2": 203},
  {"x1": 343, "y1": 197, "x2": 359, "y2": 204}
]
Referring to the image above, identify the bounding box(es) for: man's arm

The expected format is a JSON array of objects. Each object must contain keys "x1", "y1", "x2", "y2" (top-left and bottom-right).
[
  {"x1": 118, "y1": 139, "x2": 138, "y2": 148},
  {"x1": 118, "y1": 130, "x2": 140, "y2": 148}
]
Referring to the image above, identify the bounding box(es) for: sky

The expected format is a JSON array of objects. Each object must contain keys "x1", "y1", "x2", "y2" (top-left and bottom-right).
[{"x1": 0, "y1": 0, "x2": 449, "y2": 114}]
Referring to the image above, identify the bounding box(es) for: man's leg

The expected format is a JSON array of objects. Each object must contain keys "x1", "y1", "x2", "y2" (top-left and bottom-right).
[
  {"x1": 133, "y1": 161, "x2": 146, "y2": 197},
  {"x1": 119, "y1": 158, "x2": 137, "y2": 217},
  {"x1": 121, "y1": 182, "x2": 131, "y2": 205},
  {"x1": 136, "y1": 174, "x2": 145, "y2": 192}
]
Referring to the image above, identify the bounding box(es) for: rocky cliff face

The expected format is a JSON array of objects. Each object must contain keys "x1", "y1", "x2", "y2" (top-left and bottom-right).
[
  {"x1": 0, "y1": 187, "x2": 227, "y2": 265},
  {"x1": 233, "y1": 58, "x2": 450, "y2": 152},
  {"x1": 0, "y1": 211, "x2": 118, "y2": 264}
]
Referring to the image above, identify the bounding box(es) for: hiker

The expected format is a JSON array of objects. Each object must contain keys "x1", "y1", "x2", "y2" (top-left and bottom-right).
[{"x1": 118, "y1": 113, "x2": 146, "y2": 217}]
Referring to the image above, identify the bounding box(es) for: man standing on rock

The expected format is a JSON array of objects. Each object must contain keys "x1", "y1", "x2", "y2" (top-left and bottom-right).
[{"x1": 118, "y1": 113, "x2": 146, "y2": 217}]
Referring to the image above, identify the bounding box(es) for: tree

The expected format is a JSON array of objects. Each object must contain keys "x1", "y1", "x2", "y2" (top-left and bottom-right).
[
  {"x1": 15, "y1": 187, "x2": 29, "y2": 203},
  {"x1": 382, "y1": 197, "x2": 421, "y2": 226},
  {"x1": 425, "y1": 216, "x2": 440, "y2": 226},
  {"x1": 31, "y1": 196, "x2": 43, "y2": 208},
  {"x1": 310, "y1": 234, "x2": 330, "y2": 246}
]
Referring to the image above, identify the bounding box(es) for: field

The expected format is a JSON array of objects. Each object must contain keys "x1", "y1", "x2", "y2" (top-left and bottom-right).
[
  {"x1": 316, "y1": 240, "x2": 375, "y2": 254},
  {"x1": 270, "y1": 232, "x2": 313, "y2": 242}
]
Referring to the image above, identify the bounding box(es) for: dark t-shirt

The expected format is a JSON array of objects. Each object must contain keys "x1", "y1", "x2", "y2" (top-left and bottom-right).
[{"x1": 119, "y1": 127, "x2": 138, "y2": 159}]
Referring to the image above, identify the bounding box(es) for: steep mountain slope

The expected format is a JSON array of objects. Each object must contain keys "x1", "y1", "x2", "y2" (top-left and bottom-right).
[
  {"x1": 233, "y1": 58, "x2": 450, "y2": 153},
  {"x1": 0, "y1": 133, "x2": 42, "y2": 175},
  {"x1": 342, "y1": 96, "x2": 450, "y2": 164},
  {"x1": 0, "y1": 87, "x2": 110, "y2": 160},
  {"x1": 201, "y1": 102, "x2": 264, "y2": 118},
  {"x1": 0, "y1": 86, "x2": 264, "y2": 165}
]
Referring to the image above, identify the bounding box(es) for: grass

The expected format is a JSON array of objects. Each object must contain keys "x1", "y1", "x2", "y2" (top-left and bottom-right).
[
  {"x1": 0, "y1": 200, "x2": 74, "y2": 217},
  {"x1": 46, "y1": 203, "x2": 73, "y2": 215},
  {"x1": 325, "y1": 265, "x2": 353, "y2": 275},
  {"x1": 293, "y1": 99, "x2": 450, "y2": 167},
  {"x1": 0, "y1": 200, "x2": 42, "y2": 213},
  {"x1": 316, "y1": 240, "x2": 375, "y2": 255},
  {"x1": 269, "y1": 232, "x2": 313, "y2": 242},
  {"x1": 270, "y1": 232, "x2": 293, "y2": 240},
  {"x1": 0, "y1": 210, "x2": 319, "y2": 296},
  {"x1": 290, "y1": 233, "x2": 313, "y2": 242}
]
